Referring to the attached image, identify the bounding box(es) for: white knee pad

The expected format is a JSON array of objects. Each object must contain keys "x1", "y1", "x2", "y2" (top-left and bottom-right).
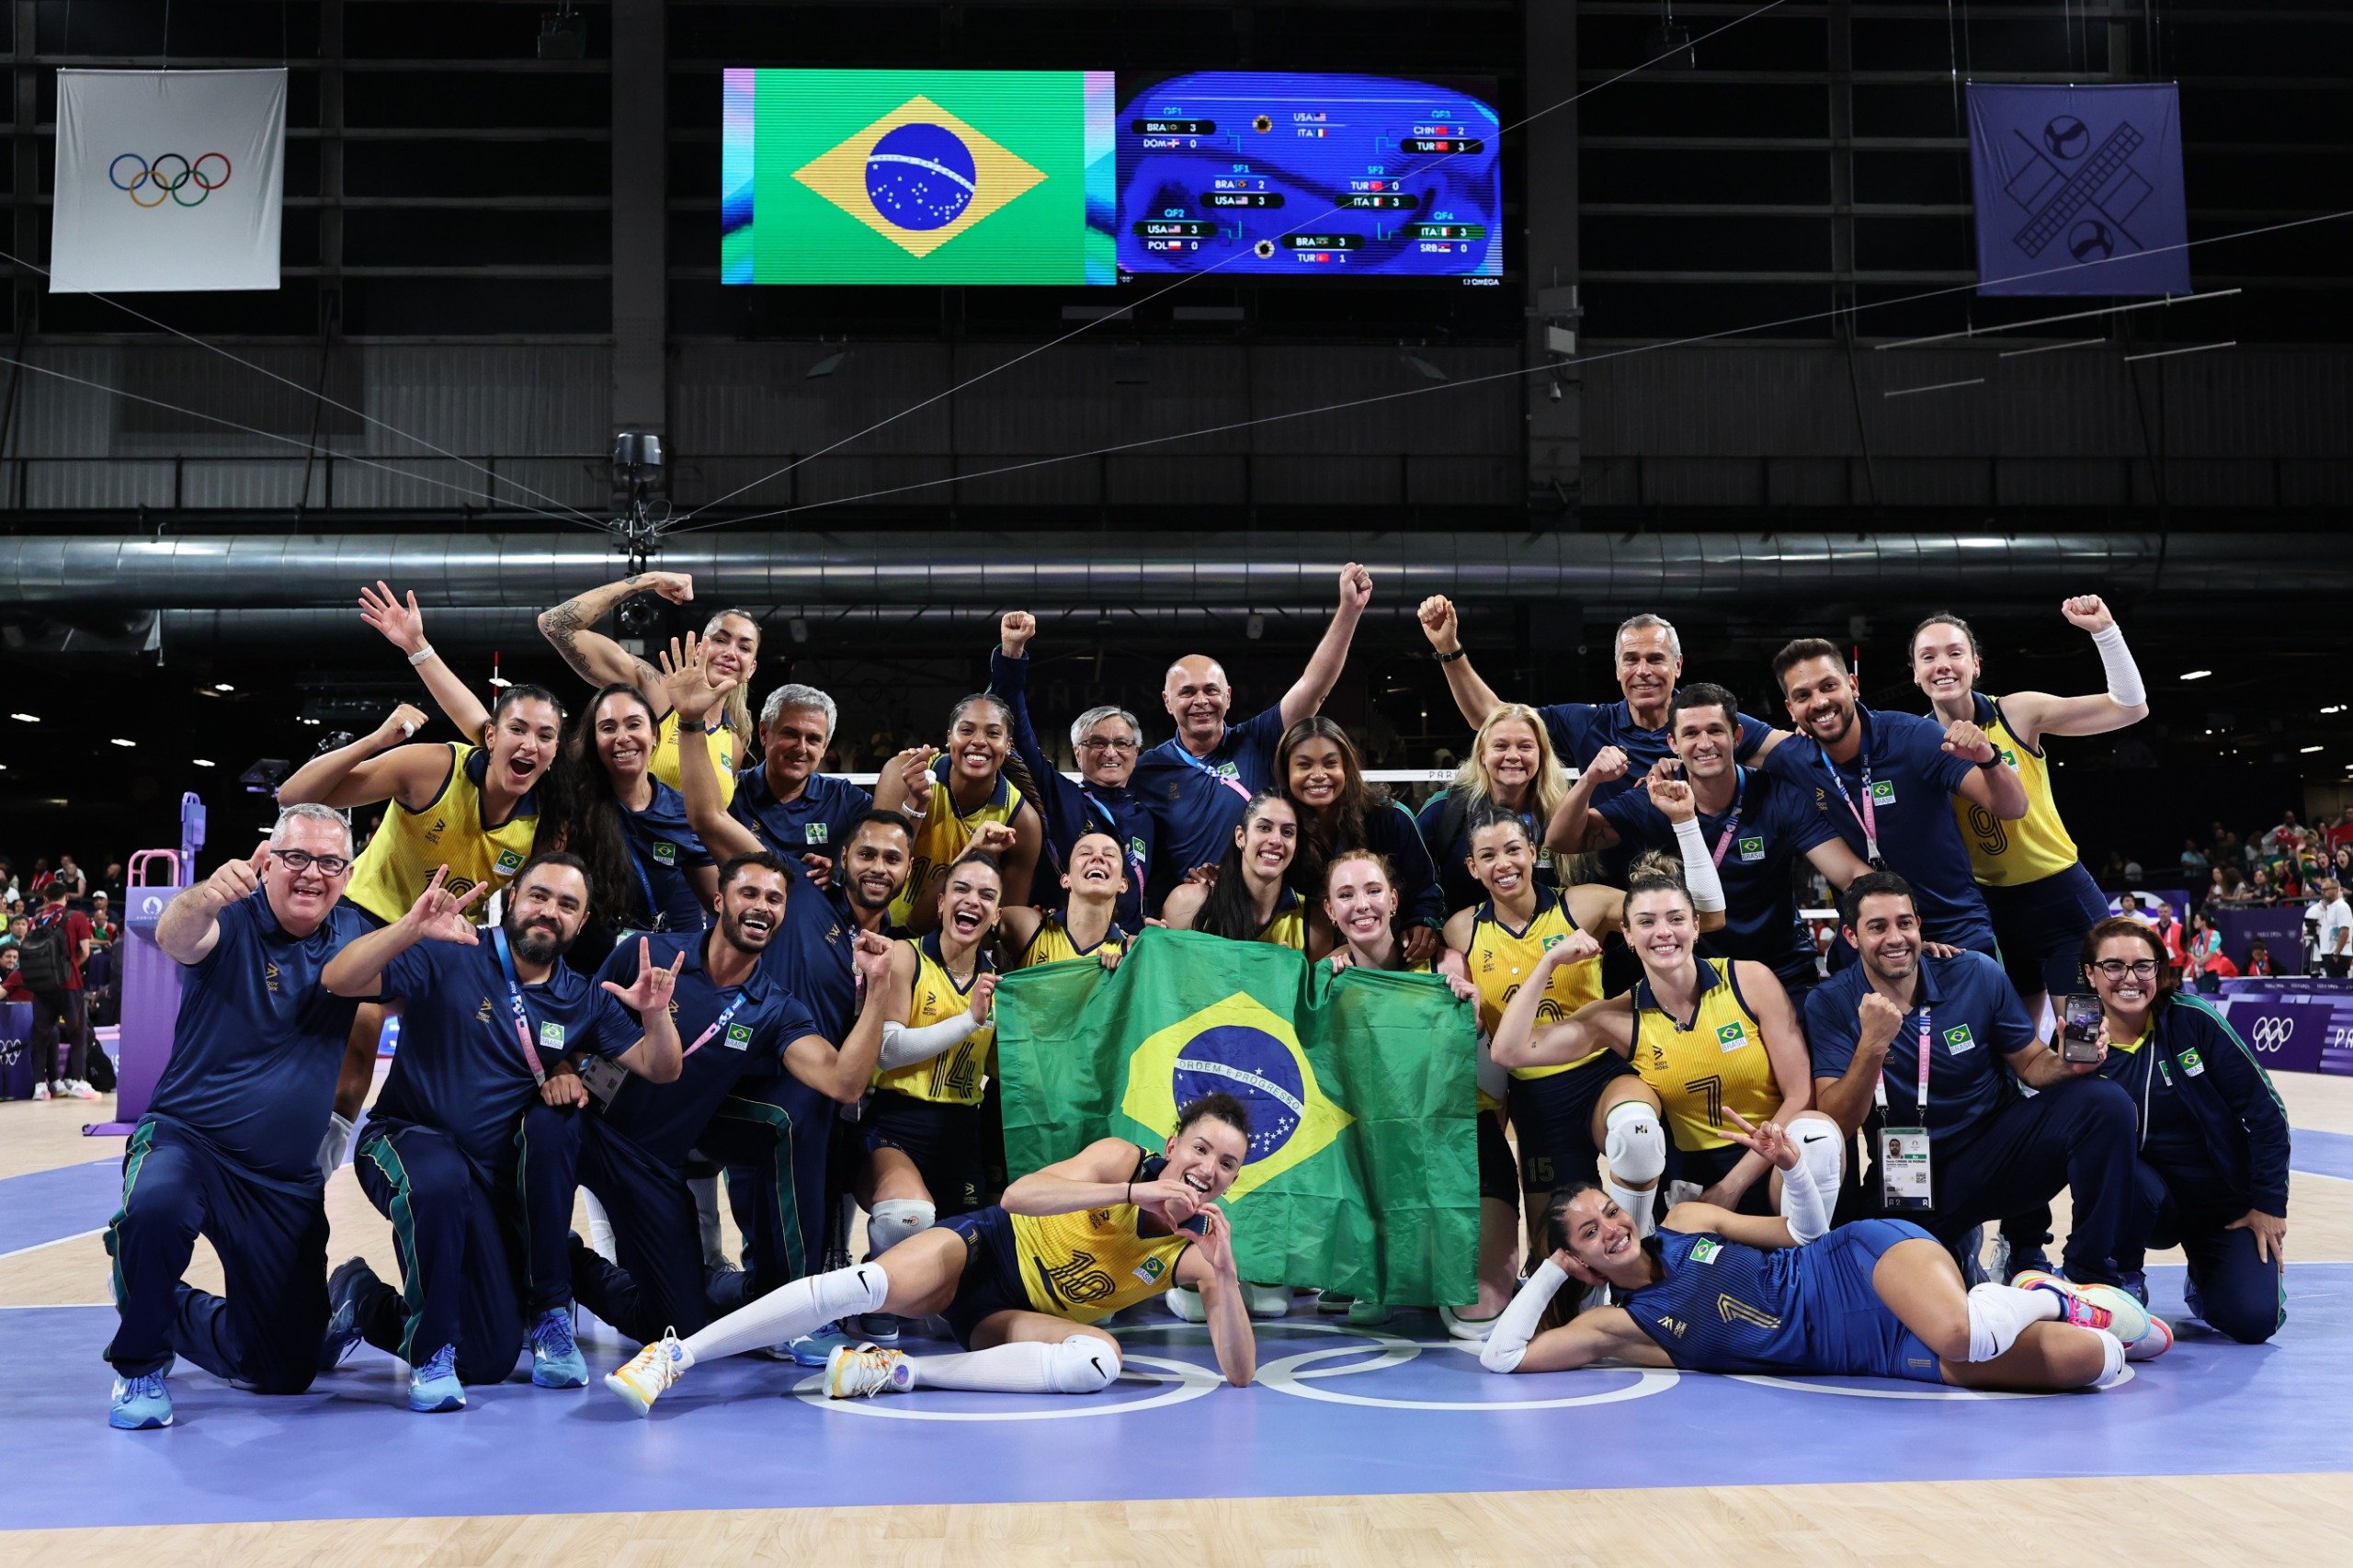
[
  {"x1": 1047, "y1": 1335, "x2": 1119, "y2": 1394},
  {"x1": 1603, "y1": 1101, "x2": 1666, "y2": 1186},
  {"x1": 868, "y1": 1199, "x2": 935, "y2": 1256},
  {"x1": 1792, "y1": 1114, "x2": 1847, "y2": 1190}
]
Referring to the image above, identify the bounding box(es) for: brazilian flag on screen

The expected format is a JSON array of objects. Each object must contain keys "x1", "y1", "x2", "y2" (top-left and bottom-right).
[
  {"x1": 995, "y1": 928, "x2": 1479, "y2": 1306},
  {"x1": 722, "y1": 68, "x2": 1115, "y2": 285}
]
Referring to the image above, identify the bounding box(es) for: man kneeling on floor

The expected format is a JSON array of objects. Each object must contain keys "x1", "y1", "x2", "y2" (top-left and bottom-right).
[
  {"x1": 603, "y1": 1094, "x2": 1259, "y2": 1415},
  {"x1": 1479, "y1": 1109, "x2": 2171, "y2": 1391}
]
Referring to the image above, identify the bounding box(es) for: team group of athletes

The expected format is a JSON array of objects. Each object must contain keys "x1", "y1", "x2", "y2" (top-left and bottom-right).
[{"x1": 96, "y1": 562, "x2": 2291, "y2": 1429}]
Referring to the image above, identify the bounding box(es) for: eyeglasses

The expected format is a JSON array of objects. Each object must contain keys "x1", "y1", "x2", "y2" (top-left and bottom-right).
[
  {"x1": 2090, "y1": 959, "x2": 2159, "y2": 980},
  {"x1": 1077, "y1": 737, "x2": 1140, "y2": 753},
  {"x1": 272, "y1": 849, "x2": 352, "y2": 876}
]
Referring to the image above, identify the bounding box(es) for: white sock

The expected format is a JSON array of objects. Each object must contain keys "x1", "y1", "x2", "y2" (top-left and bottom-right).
[
  {"x1": 691, "y1": 1175, "x2": 725, "y2": 1269},
  {"x1": 2089, "y1": 1327, "x2": 2130, "y2": 1389},
  {"x1": 867, "y1": 1199, "x2": 935, "y2": 1257},
  {"x1": 1604, "y1": 1177, "x2": 1658, "y2": 1238},
  {"x1": 678, "y1": 1261, "x2": 890, "y2": 1367},
  {"x1": 906, "y1": 1335, "x2": 1117, "y2": 1395},
  {"x1": 581, "y1": 1189, "x2": 620, "y2": 1264},
  {"x1": 1965, "y1": 1281, "x2": 2060, "y2": 1362}
]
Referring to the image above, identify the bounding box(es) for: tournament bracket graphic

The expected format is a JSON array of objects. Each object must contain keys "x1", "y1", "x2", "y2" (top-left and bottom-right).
[
  {"x1": 1116, "y1": 71, "x2": 1503, "y2": 278},
  {"x1": 1968, "y1": 83, "x2": 2190, "y2": 297}
]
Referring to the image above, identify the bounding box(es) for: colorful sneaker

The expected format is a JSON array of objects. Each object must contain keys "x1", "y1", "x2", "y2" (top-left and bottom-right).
[
  {"x1": 529, "y1": 1307, "x2": 587, "y2": 1389},
  {"x1": 847, "y1": 1312, "x2": 900, "y2": 1346},
  {"x1": 64, "y1": 1079, "x2": 101, "y2": 1101},
  {"x1": 2125, "y1": 1311, "x2": 2175, "y2": 1362},
  {"x1": 788, "y1": 1327, "x2": 858, "y2": 1368},
  {"x1": 824, "y1": 1341, "x2": 913, "y2": 1398},
  {"x1": 408, "y1": 1344, "x2": 465, "y2": 1414},
  {"x1": 318, "y1": 1257, "x2": 375, "y2": 1370},
  {"x1": 2015, "y1": 1269, "x2": 2155, "y2": 1351},
  {"x1": 108, "y1": 1372, "x2": 172, "y2": 1430},
  {"x1": 604, "y1": 1330, "x2": 689, "y2": 1418}
]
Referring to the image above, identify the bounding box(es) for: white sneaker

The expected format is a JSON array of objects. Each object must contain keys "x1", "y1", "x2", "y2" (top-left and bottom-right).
[
  {"x1": 824, "y1": 1341, "x2": 912, "y2": 1398},
  {"x1": 1164, "y1": 1284, "x2": 1208, "y2": 1323},
  {"x1": 65, "y1": 1080, "x2": 101, "y2": 1101},
  {"x1": 1244, "y1": 1282, "x2": 1292, "y2": 1320},
  {"x1": 50, "y1": 1079, "x2": 68, "y2": 1096},
  {"x1": 31, "y1": 1081, "x2": 50, "y2": 1101},
  {"x1": 602, "y1": 1330, "x2": 690, "y2": 1418},
  {"x1": 1440, "y1": 1303, "x2": 1498, "y2": 1343}
]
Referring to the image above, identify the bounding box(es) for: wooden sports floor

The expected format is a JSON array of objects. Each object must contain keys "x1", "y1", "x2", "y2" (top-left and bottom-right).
[{"x1": 6, "y1": 1069, "x2": 2352, "y2": 1567}]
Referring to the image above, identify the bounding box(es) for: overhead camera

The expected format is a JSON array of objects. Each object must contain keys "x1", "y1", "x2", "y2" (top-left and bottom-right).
[
  {"x1": 611, "y1": 428, "x2": 668, "y2": 576},
  {"x1": 538, "y1": 4, "x2": 585, "y2": 62}
]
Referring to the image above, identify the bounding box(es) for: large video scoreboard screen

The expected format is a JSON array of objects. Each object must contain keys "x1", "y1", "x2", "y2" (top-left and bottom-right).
[{"x1": 1115, "y1": 71, "x2": 1504, "y2": 279}]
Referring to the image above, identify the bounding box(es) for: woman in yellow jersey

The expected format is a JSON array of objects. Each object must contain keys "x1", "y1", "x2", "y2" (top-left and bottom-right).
[
  {"x1": 1911, "y1": 598, "x2": 2151, "y2": 1020},
  {"x1": 532, "y1": 570, "x2": 757, "y2": 807},
  {"x1": 1321, "y1": 851, "x2": 1511, "y2": 1330},
  {"x1": 987, "y1": 827, "x2": 1130, "y2": 971},
  {"x1": 601, "y1": 1095, "x2": 1257, "y2": 1414},
  {"x1": 1160, "y1": 791, "x2": 1312, "y2": 951},
  {"x1": 874, "y1": 693, "x2": 1044, "y2": 932},
  {"x1": 1445, "y1": 810, "x2": 1721, "y2": 1254},
  {"x1": 1495, "y1": 854, "x2": 1831, "y2": 1226},
  {"x1": 276, "y1": 685, "x2": 566, "y2": 1142}
]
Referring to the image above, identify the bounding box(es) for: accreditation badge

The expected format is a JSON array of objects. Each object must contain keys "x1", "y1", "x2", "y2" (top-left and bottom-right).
[
  {"x1": 575, "y1": 1053, "x2": 627, "y2": 1108},
  {"x1": 1878, "y1": 1125, "x2": 1933, "y2": 1210}
]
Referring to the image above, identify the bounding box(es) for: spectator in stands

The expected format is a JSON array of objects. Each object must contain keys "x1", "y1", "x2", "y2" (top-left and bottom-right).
[
  {"x1": 2245, "y1": 940, "x2": 2276, "y2": 977},
  {"x1": 2186, "y1": 911, "x2": 2223, "y2": 990},
  {"x1": 51, "y1": 855, "x2": 87, "y2": 901},
  {"x1": 2329, "y1": 810, "x2": 2353, "y2": 856},
  {"x1": 0, "y1": 857, "x2": 16, "y2": 903},
  {"x1": 21, "y1": 880, "x2": 97, "y2": 1100},
  {"x1": 88, "y1": 893, "x2": 117, "y2": 948},
  {"x1": 2210, "y1": 867, "x2": 2249, "y2": 908},
  {"x1": 25, "y1": 858, "x2": 51, "y2": 898},
  {"x1": 0, "y1": 913, "x2": 24, "y2": 954},
  {"x1": 2248, "y1": 868, "x2": 2277, "y2": 904},
  {"x1": 2262, "y1": 812, "x2": 2308, "y2": 859},
  {"x1": 2311, "y1": 879, "x2": 2352, "y2": 980},
  {"x1": 2179, "y1": 839, "x2": 2208, "y2": 875},
  {"x1": 2122, "y1": 854, "x2": 2145, "y2": 881}
]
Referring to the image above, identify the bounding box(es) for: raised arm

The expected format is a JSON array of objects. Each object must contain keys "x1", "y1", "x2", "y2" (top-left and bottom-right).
[
  {"x1": 536, "y1": 571, "x2": 692, "y2": 701},
  {"x1": 603, "y1": 937, "x2": 688, "y2": 1085},
  {"x1": 1546, "y1": 746, "x2": 1626, "y2": 855},
  {"x1": 361, "y1": 580, "x2": 489, "y2": 743},
  {"x1": 1802, "y1": 833, "x2": 1875, "y2": 893},
  {"x1": 657, "y1": 641, "x2": 768, "y2": 860},
  {"x1": 1996, "y1": 597, "x2": 2151, "y2": 748},
  {"x1": 1813, "y1": 990, "x2": 1901, "y2": 1137},
  {"x1": 1171, "y1": 1202, "x2": 1255, "y2": 1386},
  {"x1": 322, "y1": 867, "x2": 488, "y2": 996},
  {"x1": 778, "y1": 932, "x2": 897, "y2": 1102},
  {"x1": 154, "y1": 842, "x2": 269, "y2": 966},
  {"x1": 1279, "y1": 562, "x2": 1374, "y2": 728},
  {"x1": 276, "y1": 707, "x2": 442, "y2": 812},
  {"x1": 1943, "y1": 719, "x2": 2029, "y2": 822},
  {"x1": 1416, "y1": 595, "x2": 1510, "y2": 731},
  {"x1": 1000, "y1": 1135, "x2": 1165, "y2": 1217}
]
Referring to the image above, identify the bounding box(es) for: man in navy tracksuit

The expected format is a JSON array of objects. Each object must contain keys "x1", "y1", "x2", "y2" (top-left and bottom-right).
[
  {"x1": 102, "y1": 808, "x2": 378, "y2": 1430},
  {"x1": 515, "y1": 853, "x2": 892, "y2": 1346}
]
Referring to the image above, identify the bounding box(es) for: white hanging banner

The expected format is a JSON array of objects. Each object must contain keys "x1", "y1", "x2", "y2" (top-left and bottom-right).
[{"x1": 51, "y1": 68, "x2": 286, "y2": 293}]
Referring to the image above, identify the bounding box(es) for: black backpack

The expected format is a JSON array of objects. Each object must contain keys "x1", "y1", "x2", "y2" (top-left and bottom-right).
[{"x1": 16, "y1": 912, "x2": 71, "y2": 991}]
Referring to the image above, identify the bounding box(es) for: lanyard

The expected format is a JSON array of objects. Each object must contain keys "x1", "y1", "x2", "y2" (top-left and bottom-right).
[
  {"x1": 628, "y1": 850, "x2": 662, "y2": 932},
  {"x1": 1870, "y1": 1004, "x2": 1934, "y2": 1116},
  {"x1": 1817, "y1": 726, "x2": 1881, "y2": 864},
  {"x1": 1172, "y1": 739, "x2": 1253, "y2": 804},
  {"x1": 1077, "y1": 787, "x2": 1149, "y2": 901},
  {"x1": 490, "y1": 927, "x2": 549, "y2": 1087},
  {"x1": 680, "y1": 986, "x2": 755, "y2": 1060},
  {"x1": 1707, "y1": 767, "x2": 1750, "y2": 869}
]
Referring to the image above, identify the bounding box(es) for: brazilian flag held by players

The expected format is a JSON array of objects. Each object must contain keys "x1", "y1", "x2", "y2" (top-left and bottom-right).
[
  {"x1": 995, "y1": 928, "x2": 1480, "y2": 1307},
  {"x1": 722, "y1": 68, "x2": 1116, "y2": 285}
]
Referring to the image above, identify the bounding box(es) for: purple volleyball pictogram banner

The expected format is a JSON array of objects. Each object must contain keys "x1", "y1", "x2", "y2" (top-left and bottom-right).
[{"x1": 1968, "y1": 82, "x2": 2190, "y2": 297}]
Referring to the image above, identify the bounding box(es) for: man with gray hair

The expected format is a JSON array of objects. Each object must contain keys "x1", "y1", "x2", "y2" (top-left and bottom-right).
[
  {"x1": 729, "y1": 679, "x2": 873, "y2": 884},
  {"x1": 101, "y1": 803, "x2": 380, "y2": 1430},
  {"x1": 990, "y1": 610, "x2": 1156, "y2": 932}
]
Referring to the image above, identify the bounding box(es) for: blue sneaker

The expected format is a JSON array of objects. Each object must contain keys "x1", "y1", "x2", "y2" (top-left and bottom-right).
[
  {"x1": 319, "y1": 1256, "x2": 374, "y2": 1370},
  {"x1": 789, "y1": 1326, "x2": 857, "y2": 1368},
  {"x1": 408, "y1": 1344, "x2": 465, "y2": 1413},
  {"x1": 108, "y1": 1372, "x2": 172, "y2": 1430},
  {"x1": 847, "y1": 1312, "x2": 900, "y2": 1346},
  {"x1": 2120, "y1": 1268, "x2": 2150, "y2": 1307},
  {"x1": 529, "y1": 1306, "x2": 587, "y2": 1389}
]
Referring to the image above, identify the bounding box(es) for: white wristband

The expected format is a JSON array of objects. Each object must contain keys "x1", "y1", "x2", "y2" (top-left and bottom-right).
[
  {"x1": 2090, "y1": 624, "x2": 2144, "y2": 708},
  {"x1": 1479, "y1": 1257, "x2": 1571, "y2": 1375},
  {"x1": 1671, "y1": 816, "x2": 1726, "y2": 914},
  {"x1": 406, "y1": 643, "x2": 437, "y2": 666},
  {"x1": 879, "y1": 1009, "x2": 983, "y2": 1069}
]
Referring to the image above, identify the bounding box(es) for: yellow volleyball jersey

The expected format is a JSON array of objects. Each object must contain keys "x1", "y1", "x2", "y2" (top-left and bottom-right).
[
  {"x1": 1467, "y1": 890, "x2": 1605, "y2": 1079},
  {"x1": 872, "y1": 932, "x2": 997, "y2": 1107},
  {"x1": 345, "y1": 744, "x2": 541, "y2": 925},
  {"x1": 1018, "y1": 913, "x2": 1127, "y2": 969},
  {"x1": 1257, "y1": 886, "x2": 1307, "y2": 950},
  {"x1": 1954, "y1": 694, "x2": 2082, "y2": 888},
  {"x1": 1008, "y1": 1159, "x2": 1198, "y2": 1320},
  {"x1": 891, "y1": 757, "x2": 1027, "y2": 929},
  {"x1": 1631, "y1": 959, "x2": 1779, "y2": 1153},
  {"x1": 646, "y1": 710, "x2": 740, "y2": 812}
]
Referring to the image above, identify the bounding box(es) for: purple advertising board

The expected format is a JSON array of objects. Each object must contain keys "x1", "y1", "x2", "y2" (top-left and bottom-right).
[{"x1": 2213, "y1": 978, "x2": 2353, "y2": 1076}]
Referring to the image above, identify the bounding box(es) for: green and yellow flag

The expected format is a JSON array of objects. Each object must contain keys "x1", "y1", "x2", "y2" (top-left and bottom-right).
[
  {"x1": 994, "y1": 928, "x2": 1480, "y2": 1306},
  {"x1": 722, "y1": 68, "x2": 1115, "y2": 285}
]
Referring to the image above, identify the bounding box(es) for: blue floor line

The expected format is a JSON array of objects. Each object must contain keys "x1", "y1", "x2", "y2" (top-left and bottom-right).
[{"x1": 8, "y1": 1264, "x2": 2351, "y2": 1530}]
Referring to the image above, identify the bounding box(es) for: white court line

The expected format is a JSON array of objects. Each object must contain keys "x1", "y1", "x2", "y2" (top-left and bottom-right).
[{"x1": 0, "y1": 1226, "x2": 104, "y2": 1261}]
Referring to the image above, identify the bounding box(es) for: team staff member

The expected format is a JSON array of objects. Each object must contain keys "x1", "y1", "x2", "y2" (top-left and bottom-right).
[
  {"x1": 1766, "y1": 639, "x2": 2025, "y2": 958},
  {"x1": 536, "y1": 570, "x2": 759, "y2": 804},
  {"x1": 1417, "y1": 703, "x2": 1571, "y2": 918},
  {"x1": 2083, "y1": 917, "x2": 2290, "y2": 1342},
  {"x1": 1806, "y1": 874, "x2": 2139, "y2": 1287},
  {"x1": 604, "y1": 1096, "x2": 1258, "y2": 1415},
  {"x1": 1160, "y1": 791, "x2": 1310, "y2": 950},
  {"x1": 1417, "y1": 599, "x2": 1782, "y2": 815},
  {"x1": 1278, "y1": 717, "x2": 1444, "y2": 961},
  {"x1": 521, "y1": 855, "x2": 895, "y2": 1348},
  {"x1": 991, "y1": 610, "x2": 1156, "y2": 934},
  {"x1": 318, "y1": 855, "x2": 682, "y2": 1413},
  {"x1": 1913, "y1": 597, "x2": 2150, "y2": 1016},
  {"x1": 101, "y1": 808, "x2": 378, "y2": 1431},
  {"x1": 1135, "y1": 563, "x2": 1373, "y2": 908},
  {"x1": 278, "y1": 686, "x2": 564, "y2": 1152},
  {"x1": 730, "y1": 682, "x2": 873, "y2": 883},
  {"x1": 1551, "y1": 685, "x2": 1870, "y2": 1000},
  {"x1": 875, "y1": 694, "x2": 1042, "y2": 931}
]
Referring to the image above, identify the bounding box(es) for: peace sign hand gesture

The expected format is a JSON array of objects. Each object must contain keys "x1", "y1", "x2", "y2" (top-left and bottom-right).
[{"x1": 1722, "y1": 1108, "x2": 1801, "y2": 1172}]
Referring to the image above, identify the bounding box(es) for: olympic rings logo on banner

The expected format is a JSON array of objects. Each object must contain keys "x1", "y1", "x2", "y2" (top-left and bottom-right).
[
  {"x1": 108, "y1": 153, "x2": 233, "y2": 208},
  {"x1": 2250, "y1": 1017, "x2": 2296, "y2": 1051}
]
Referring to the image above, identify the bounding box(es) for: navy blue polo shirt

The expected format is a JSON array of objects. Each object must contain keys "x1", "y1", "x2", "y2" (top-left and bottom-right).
[
  {"x1": 1761, "y1": 704, "x2": 1996, "y2": 952},
  {"x1": 596, "y1": 929, "x2": 822, "y2": 1169},
  {"x1": 1134, "y1": 703, "x2": 1288, "y2": 903},
  {"x1": 148, "y1": 891, "x2": 379, "y2": 1187},
  {"x1": 763, "y1": 874, "x2": 876, "y2": 1043},
  {"x1": 620, "y1": 779, "x2": 714, "y2": 933},
  {"x1": 1541, "y1": 698, "x2": 1773, "y2": 808},
  {"x1": 988, "y1": 648, "x2": 1155, "y2": 932},
  {"x1": 729, "y1": 765, "x2": 872, "y2": 861},
  {"x1": 373, "y1": 933, "x2": 640, "y2": 1176},
  {"x1": 1599, "y1": 766, "x2": 1836, "y2": 984},
  {"x1": 1805, "y1": 950, "x2": 2039, "y2": 1142}
]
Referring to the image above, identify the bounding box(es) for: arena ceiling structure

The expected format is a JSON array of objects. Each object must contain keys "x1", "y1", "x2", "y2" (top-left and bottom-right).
[{"x1": 0, "y1": 0, "x2": 2347, "y2": 854}]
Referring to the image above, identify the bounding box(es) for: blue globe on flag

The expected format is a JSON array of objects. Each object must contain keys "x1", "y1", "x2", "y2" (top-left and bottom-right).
[
  {"x1": 2043, "y1": 115, "x2": 2090, "y2": 160},
  {"x1": 1171, "y1": 1023, "x2": 1304, "y2": 1165},
  {"x1": 865, "y1": 122, "x2": 977, "y2": 232}
]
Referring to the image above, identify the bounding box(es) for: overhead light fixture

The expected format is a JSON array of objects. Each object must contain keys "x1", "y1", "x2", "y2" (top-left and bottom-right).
[
  {"x1": 213, "y1": 683, "x2": 234, "y2": 692},
  {"x1": 9, "y1": 712, "x2": 37, "y2": 722},
  {"x1": 2301, "y1": 745, "x2": 2324, "y2": 754},
  {"x1": 109, "y1": 737, "x2": 136, "y2": 748},
  {"x1": 790, "y1": 618, "x2": 810, "y2": 644},
  {"x1": 2179, "y1": 669, "x2": 2212, "y2": 681},
  {"x1": 191, "y1": 758, "x2": 216, "y2": 768},
  {"x1": 1245, "y1": 613, "x2": 1265, "y2": 641},
  {"x1": 2325, "y1": 705, "x2": 2345, "y2": 715},
  {"x1": 486, "y1": 676, "x2": 513, "y2": 689}
]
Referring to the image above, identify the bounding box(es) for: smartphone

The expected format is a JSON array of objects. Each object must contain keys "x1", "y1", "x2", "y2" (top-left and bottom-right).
[
  {"x1": 1180, "y1": 1210, "x2": 1212, "y2": 1236},
  {"x1": 2060, "y1": 994, "x2": 2104, "y2": 1063}
]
